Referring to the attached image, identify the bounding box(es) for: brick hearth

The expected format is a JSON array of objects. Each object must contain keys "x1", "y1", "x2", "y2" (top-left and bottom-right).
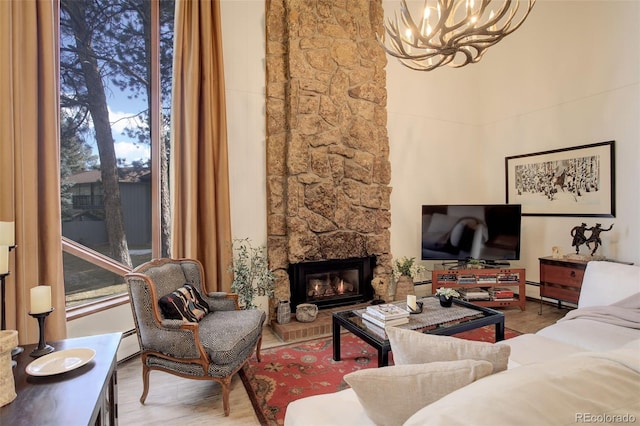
[{"x1": 270, "y1": 302, "x2": 370, "y2": 342}]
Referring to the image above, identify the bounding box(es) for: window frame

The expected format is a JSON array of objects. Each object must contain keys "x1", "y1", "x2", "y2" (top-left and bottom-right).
[{"x1": 62, "y1": 0, "x2": 165, "y2": 318}]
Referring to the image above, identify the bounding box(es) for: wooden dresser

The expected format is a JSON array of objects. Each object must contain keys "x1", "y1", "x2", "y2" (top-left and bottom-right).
[
  {"x1": 1, "y1": 332, "x2": 121, "y2": 425},
  {"x1": 539, "y1": 256, "x2": 589, "y2": 311}
]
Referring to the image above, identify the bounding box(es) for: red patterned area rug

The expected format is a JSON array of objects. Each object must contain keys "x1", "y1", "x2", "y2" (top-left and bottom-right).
[{"x1": 240, "y1": 325, "x2": 520, "y2": 425}]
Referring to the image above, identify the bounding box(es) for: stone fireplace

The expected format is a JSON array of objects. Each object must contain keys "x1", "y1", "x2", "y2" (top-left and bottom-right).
[
  {"x1": 289, "y1": 256, "x2": 375, "y2": 311},
  {"x1": 265, "y1": 0, "x2": 392, "y2": 320}
]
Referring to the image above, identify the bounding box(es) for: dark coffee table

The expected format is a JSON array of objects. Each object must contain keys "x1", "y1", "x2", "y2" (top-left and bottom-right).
[{"x1": 332, "y1": 297, "x2": 505, "y2": 367}]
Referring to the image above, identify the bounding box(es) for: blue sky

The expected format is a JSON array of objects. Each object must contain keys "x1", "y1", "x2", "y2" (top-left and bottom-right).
[
  {"x1": 108, "y1": 106, "x2": 151, "y2": 165},
  {"x1": 80, "y1": 87, "x2": 152, "y2": 167}
]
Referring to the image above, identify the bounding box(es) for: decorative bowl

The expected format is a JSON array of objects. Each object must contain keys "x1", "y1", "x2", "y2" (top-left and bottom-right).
[{"x1": 295, "y1": 303, "x2": 318, "y2": 322}]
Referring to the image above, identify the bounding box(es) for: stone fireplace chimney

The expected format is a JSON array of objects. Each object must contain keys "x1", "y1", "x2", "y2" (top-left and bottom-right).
[{"x1": 265, "y1": 0, "x2": 392, "y2": 317}]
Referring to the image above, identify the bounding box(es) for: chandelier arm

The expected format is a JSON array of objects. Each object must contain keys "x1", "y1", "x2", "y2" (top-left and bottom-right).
[
  {"x1": 497, "y1": 0, "x2": 536, "y2": 35},
  {"x1": 384, "y1": 14, "x2": 413, "y2": 56},
  {"x1": 477, "y1": 0, "x2": 535, "y2": 36},
  {"x1": 435, "y1": 0, "x2": 472, "y2": 45},
  {"x1": 451, "y1": 46, "x2": 476, "y2": 68},
  {"x1": 399, "y1": 0, "x2": 423, "y2": 47},
  {"x1": 400, "y1": 53, "x2": 452, "y2": 71},
  {"x1": 447, "y1": 27, "x2": 506, "y2": 46},
  {"x1": 435, "y1": 0, "x2": 533, "y2": 49},
  {"x1": 450, "y1": 1, "x2": 512, "y2": 41}
]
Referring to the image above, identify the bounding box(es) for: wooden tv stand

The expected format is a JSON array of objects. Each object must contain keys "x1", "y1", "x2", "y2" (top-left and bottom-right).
[{"x1": 431, "y1": 266, "x2": 526, "y2": 311}]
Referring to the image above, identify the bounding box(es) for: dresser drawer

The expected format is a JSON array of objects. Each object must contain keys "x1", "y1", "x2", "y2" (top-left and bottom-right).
[
  {"x1": 540, "y1": 283, "x2": 580, "y2": 303},
  {"x1": 540, "y1": 264, "x2": 585, "y2": 288}
]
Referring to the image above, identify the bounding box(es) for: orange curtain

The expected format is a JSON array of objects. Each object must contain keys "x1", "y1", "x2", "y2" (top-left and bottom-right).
[
  {"x1": 171, "y1": 0, "x2": 233, "y2": 292},
  {"x1": 0, "y1": 0, "x2": 66, "y2": 342}
]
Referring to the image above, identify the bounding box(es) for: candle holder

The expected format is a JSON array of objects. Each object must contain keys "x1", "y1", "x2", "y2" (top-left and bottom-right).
[
  {"x1": 407, "y1": 301, "x2": 424, "y2": 314},
  {"x1": 1, "y1": 246, "x2": 24, "y2": 363},
  {"x1": 29, "y1": 308, "x2": 54, "y2": 358},
  {"x1": 0, "y1": 272, "x2": 8, "y2": 331}
]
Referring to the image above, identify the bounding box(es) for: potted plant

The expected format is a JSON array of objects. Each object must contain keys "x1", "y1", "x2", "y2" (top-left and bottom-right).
[
  {"x1": 467, "y1": 258, "x2": 483, "y2": 269},
  {"x1": 392, "y1": 256, "x2": 426, "y2": 281},
  {"x1": 435, "y1": 287, "x2": 460, "y2": 307},
  {"x1": 392, "y1": 256, "x2": 426, "y2": 300},
  {"x1": 229, "y1": 238, "x2": 275, "y2": 310}
]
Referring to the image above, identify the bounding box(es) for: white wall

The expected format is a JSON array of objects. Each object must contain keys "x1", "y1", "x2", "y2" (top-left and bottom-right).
[
  {"x1": 384, "y1": 0, "x2": 640, "y2": 284},
  {"x1": 479, "y1": 1, "x2": 640, "y2": 278},
  {"x1": 221, "y1": 1, "x2": 269, "y2": 246},
  {"x1": 221, "y1": 0, "x2": 639, "y2": 278}
]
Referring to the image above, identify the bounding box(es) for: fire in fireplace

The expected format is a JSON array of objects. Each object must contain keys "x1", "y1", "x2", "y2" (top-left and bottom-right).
[{"x1": 289, "y1": 257, "x2": 375, "y2": 311}]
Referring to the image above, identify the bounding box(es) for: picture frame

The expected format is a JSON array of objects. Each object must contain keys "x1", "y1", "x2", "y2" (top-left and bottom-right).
[{"x1": 505, "y1": 141, "x2": 615, "y2": 217}]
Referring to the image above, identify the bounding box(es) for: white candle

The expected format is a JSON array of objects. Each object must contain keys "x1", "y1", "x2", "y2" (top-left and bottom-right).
[
  {"x1": 30, "y1": 286, "x2": 52, "y2": 314},
  {"x1": 0, "y1": 222, "x2": 15, "y2": 246},
  {"x1": 407, "y1": 294, "x2": 417, "y2": 311},
  {"x1": 0, "y1": 245, "x2": 8, "y2": 274}
]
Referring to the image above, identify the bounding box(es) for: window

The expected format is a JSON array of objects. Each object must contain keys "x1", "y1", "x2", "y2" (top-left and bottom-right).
[{"x1": 59, "y1": 0, "x2": 174, "y2": 308}]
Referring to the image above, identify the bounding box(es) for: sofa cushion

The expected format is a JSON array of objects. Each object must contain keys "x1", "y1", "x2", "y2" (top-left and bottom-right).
[
  {"x1": 158, "y1": 284, "x2": 210, "y2": 322},
  {"x1": 578, "y1": 261, "x2": 640, "y2": 308},
  {"x1": 404, "y1": 348, "x2": 640, "y2": 426},
  {"x1": 621, "y1": 338, "x2": 640, "y2": 351},
  {"x1": 198, "y1": 309, "x2": 265, "y2": 365},
  {"x1": 499, "y1": 333, "x2": 584, "y2": 368},
  {"x1": 386, "y1": 326, "x2": 511, "y2": 372},
  {"x1": 344, "y1": 360, "x2": 493, "y2": 426},
  {"x1": 284, "y1": 388, "x2": 375, "y2": 426},
  {"x1": 536, "y1": 317, "x2": 640, "y2": 352}
]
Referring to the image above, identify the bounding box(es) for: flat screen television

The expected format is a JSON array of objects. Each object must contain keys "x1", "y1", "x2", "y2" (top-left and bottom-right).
[{"x1": 421, "y1": 204, "x2": 522, "y2": 263}]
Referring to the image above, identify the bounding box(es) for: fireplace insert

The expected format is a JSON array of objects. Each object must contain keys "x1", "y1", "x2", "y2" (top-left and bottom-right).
[{"x1": 289, "y1": 257, "x2": 375, "y2": 311}]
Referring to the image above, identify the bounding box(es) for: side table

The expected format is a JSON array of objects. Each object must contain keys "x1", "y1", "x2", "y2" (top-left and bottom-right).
[
  {"x1": 0, "y1": 332, "x2": 121, "y2": 425},
  {"x1": 538, "y1": 257, "x2": 635, "y2": 314},
  {"x1": 539, "y1": 256, "x2": 588, "y2": 314}
]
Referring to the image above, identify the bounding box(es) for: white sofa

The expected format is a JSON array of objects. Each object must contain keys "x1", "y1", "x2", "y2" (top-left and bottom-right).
[{"x1": 285, "y1": 261, "x2": 640, "y2": 426}]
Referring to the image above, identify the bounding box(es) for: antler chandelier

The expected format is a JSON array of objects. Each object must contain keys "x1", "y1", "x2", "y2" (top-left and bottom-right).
[{"x1": 379, "y1": 0, "x2": 536, "y2": 71}]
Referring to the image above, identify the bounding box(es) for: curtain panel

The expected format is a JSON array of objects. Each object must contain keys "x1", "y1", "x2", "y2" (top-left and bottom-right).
[
  {"x1": 171, "y1": 0, "x2": 233, "y2": 292},
  {"x1": 0, "y1": 0, "x2": 66, "y2": 342}
]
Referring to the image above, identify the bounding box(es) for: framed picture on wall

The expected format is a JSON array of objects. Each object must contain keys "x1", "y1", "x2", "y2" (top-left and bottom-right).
[{"x1": 505, "y1": 141, "x2": 615, "y2": 217}]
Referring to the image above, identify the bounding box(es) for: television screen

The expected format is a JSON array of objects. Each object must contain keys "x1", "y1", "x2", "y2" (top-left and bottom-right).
[{"x1": 421, "y1": 204, "x2": 522, "y2": 262}]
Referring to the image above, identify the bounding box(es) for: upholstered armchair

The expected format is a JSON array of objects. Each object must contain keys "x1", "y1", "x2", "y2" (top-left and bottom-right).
[{"x1": 125, "y1": 258, "x2": 266, "y2": 416}]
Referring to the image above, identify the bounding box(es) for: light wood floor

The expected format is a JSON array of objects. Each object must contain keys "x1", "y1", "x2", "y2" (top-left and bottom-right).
[{"x1": 116, "y1": 299, "x2": 570, "y2": 425}]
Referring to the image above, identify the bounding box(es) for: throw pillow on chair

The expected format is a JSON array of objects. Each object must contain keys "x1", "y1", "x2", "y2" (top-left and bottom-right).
[{"x1": 158, "y1": 283, "x2": 210, "y2": 322}]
